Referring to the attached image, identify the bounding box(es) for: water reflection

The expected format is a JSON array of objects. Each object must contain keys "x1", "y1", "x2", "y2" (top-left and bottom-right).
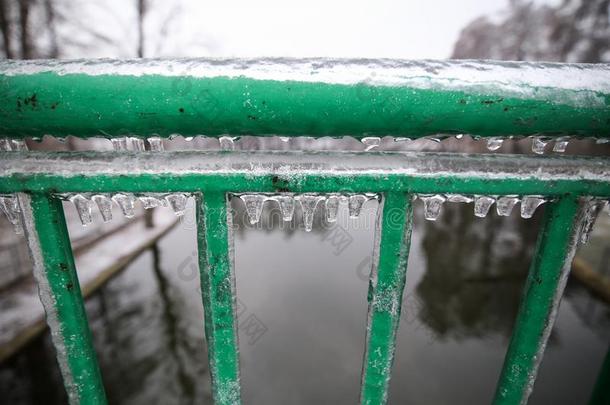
[{"x1": 416, "y1": 203, "x2": 541, "y2": 340}]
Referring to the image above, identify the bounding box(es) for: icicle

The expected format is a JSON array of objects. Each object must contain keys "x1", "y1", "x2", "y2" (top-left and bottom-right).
[
  {"x1": 531, "y1": 136, "x2": 551, "y2": 155},
  {"x1": 325, "y1": 195, "x2": 340, "y2": 223},
  {"x1": 486, "y1": 137, "x2": 503, "y2": 151},
  {"x1": 0, "y1": 139, "x2": 10, "y2": 151},
  {"x1": 0, "y1": 195, "x2": 23, "y2": 234},
  {"x1": 69, "y1": 194, "x2": 93, "y2": 226},
  {"x1": 128, "y1": 137, "x2": 145, "y2": 151},
  {"x1": 496, "y1": 196, "x2": 520, "y2": 217},
  {"x1": 553, "y1": 137, "x2": 570, "y2": 153},
  {"x1": 91, "y1": 194, "x2": 113, "y2": 223},
  {"x1": 165, "y1": 193, "x2": 188, "y2": 216},
  {"x1": 111, "y1": 138, "x2": 128, "y2": 151},
  {"x1": 0, "y1": 139, "x2": 27, "y2": 151},
  {"x1": 427, "y1": 136, "x2": 442, "y2": 143},
  {"x1": 393, "y1": 137, "x2": 411, "y2": 143},
  {"x1": 240, "y1": 194, "x2": 267, "y2": 225},
  {"x1": 348, "y1": 195, "x2": 368, "y2": 218},
  {"x1": 520, "y1": 196, "x2": 546, "y2": 219},
  {"x1": 279, "y1": 137, "x2": 290, "y2": 143},
  {"x1": 271, "y1": 195, "x2": 295, "y2": 222},
  {"x1": 219, "y1": 136, "x2": 236, "y2": 151},
  {"x1": 139, "y1": 195, "x2": 165, "y2": 210},
  {"x1": 595, "y1": 138, "x2": 609, "y2": 144},
  {"x1": 361, "y1": 137, "x2": 381, "y2": 151},
  {"x1": 296, "y1": 194, "x2": 325, "y2": 232},
  {"x1": 419, "y1": 194, "x2": 446, "y2": 221},
  {"x1": 578, "y1": 199, "x2": 606, "y2": 245},
  {"x1": 474, "y1": 196, "x2": 496, "y2": 218},
  {"x1": 446, "y1": 194, "x2": 473, "y2": 203},
  {"x1": 112, "y1": 193, "x2": 136, "y2": 218},
  {"x1": 148, "y1": 137, "x2": 164, "y2": 151}
]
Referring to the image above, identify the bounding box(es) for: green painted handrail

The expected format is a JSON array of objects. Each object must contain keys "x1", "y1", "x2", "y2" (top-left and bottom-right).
[{"x1": 0, "y1": 59, "x2": 609, "y2": 138}]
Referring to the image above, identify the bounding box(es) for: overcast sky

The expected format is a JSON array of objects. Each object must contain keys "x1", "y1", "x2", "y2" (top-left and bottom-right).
[{"x1": 69, "y1": 0, "x2": 562, "y2": 59}]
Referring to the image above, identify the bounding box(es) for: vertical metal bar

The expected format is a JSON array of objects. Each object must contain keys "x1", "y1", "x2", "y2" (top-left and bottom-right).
[
  {"x1": 360, "y1": 192, "x2": 413, "y2": 405},
  {"x1": 196, "y1": 192, "x2": 241, "y2": 404},
  {"x1": 493, "y1": 195, "x2": 583, "y2": 405},
  {"x1": 589, "y1": 345, "x2": 610, "y2": 405},
  {"x1": 21, "y1": 193, "x2": 107, "y2": 405}
]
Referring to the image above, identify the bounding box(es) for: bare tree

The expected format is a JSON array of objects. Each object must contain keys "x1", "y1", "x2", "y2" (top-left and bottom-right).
[
  {"x1": 137, "y1": 0, "x2": 146, "y2": 57},
  {"x1": 0, "y1": 0, "x2": 13, "y2": 58}
]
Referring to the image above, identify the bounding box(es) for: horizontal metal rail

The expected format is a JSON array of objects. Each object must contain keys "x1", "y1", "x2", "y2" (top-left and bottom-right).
[
  {"x1": 0, "y1": 151, "x2": 609, "y2": 197},
  {"x1": 1, "y1": 59, "x2": 609, "y2": 138}
]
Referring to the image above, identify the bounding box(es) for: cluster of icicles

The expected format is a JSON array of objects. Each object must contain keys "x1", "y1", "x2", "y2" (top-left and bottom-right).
[
  {"x1": 2, "y1": 135, "x2": 609, "y2": 153},
  {"x1": 235, "y1": 193, "x2": 379, "y2": 232},
  {"x1": 1, "y1": 194, "x2": 608, "y2": 244},
  {"x1": 416, "y1": 194, "x2": 549, "y2": 221},
  {"x1": 63, "y1": 193, "x2": 190, "y2": 226}
]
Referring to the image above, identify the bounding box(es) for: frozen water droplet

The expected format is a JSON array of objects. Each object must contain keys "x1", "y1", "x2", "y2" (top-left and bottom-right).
[
  {"x1": 496, "y1": 196, "x2": 520, "y2": 217},
  {"x1": 219, "y1": 136, "x2": 236, "y2": 150},
  {"x1": 393, "y1": 137, "x2": 411, "y2": 143},
  {"x1": 474, "y1": 196, "x2": 496, "y2": 218},
  {"x1": 325, "y1": 195, "x2": 340, "y2": 223},
  {"x1": 91, "y1": 195, "x2": 113, "y2": 222},
  {"x1": 148, "y1": 137, "x2": 164, "y2": 151},
  {"x1": 486, "y1": 137, "x2": 503, "y2": 151},
  {"x1": 361, "y1": 137, "x2": 381, "y2": 151},
  {"x1": 12, "y1": 140, "x2": 27, "y2": 151},
  {"x1": 111, "y1": 138, "x2": 128, "y2": 151},
  {"x1": 139, "y1": 196, "x2": 164, "y2": 210},
  {"x1": 578, "y1": 199, "x2": 606, "y2": 245},
  {"x1": 420, "y1": 194, "x2": 446, "y2": 221},
  {"x1": 532, "y1": 136, "x2": 550, "y2": 155},
  {"x1": 455, "y1": 134, "x2": 464, "y2": 140},
  {"x1": 296, "y1": 195, "x2": 325, "y2": 232},
  {"x1": 112, "y1": 193, "x2": 136, "y2": 218},
  {"x1": 446, "y1": 194, "x2": 473, "y2": 203},
  {"x1": 279, "y1": 137, "x2": 290, "y2": 143},
  {"x1": 553, "y1": 137, "x2": 569, "y2": 153},
  {"x1": 271, "y1": 195, "x2": 295, "y2": 222},
  {"x1": 595, "y1": 138, "x2": 609, "y2": 144},
  {"x1": 0, "y1": 139, "x2": 27, "y2": 151},
  {"x1": 240, "y1": 194, "x2": 267, "y2": 224},
  {"x1": 165, "y1": 193, "x2": 188, "y2": 216},
  {"x1": 520, "y1": 196, "x2": 546, "y2": 219},
  {"x1": 348, "y1": 195, "x2": 367, "y2": 218},
  {"x1": 0, "y1": 139, "x2": 10, "y2": 151},
  {"x1": 69, "y1": 194, "x2": 93, "y2": 226},
  {"x1": 0, "y1": 196, "x2": 23, "y2": 234},
  {"x1": 128, "y1": 137, "x2": 145, "y2": 151}
]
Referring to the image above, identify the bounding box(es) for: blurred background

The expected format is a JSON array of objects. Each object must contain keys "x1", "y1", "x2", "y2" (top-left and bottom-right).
[{"x1": 0, "y1": 0, "x2": 609, "y2": 404}]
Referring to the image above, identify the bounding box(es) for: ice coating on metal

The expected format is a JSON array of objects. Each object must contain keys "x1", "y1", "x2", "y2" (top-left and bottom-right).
[
  {"x1": 2, "y1": 151, "x2": 608, "y2": 186},
  {"x1": 18, "y1": 193, "x2": 78, "y2": 403},
  {"x1": 2, "y1": 58, "x2": 610, "y2": 106}
]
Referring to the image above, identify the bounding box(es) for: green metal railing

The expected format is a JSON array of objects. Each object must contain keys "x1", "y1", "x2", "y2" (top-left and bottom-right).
[{"x1": 0, "y1": 59, "x2": 609, "y2": 405}]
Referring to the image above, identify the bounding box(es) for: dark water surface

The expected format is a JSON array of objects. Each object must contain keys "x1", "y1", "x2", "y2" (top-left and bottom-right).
[{"x1": 1, "y1": 199, "x2": 609, "y2": 404}]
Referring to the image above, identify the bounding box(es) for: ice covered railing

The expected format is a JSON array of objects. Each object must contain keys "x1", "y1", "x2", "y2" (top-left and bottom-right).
[
  {"x1": 1, "y1": 59, "x2": 610, "y2": 405},
  {"x1": 0, "y1": 58, "x2": 609, "y2": 153}
]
